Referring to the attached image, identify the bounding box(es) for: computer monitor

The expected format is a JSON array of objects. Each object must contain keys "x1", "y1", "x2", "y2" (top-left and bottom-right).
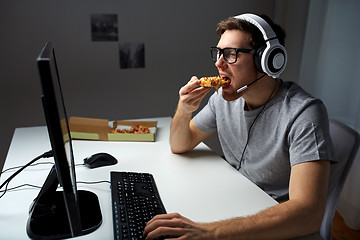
[{"x1": 26, "y1": 42, "x2": 102, "y2": 239}]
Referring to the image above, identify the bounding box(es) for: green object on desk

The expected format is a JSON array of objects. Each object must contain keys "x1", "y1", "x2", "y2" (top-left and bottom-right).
[{"x1": 70, "y1": 132, "x2": 100, "y2": 140}]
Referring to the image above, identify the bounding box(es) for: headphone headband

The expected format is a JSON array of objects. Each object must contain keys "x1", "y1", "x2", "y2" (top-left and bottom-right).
[
  {"x1": 234, "y1": 13, "x2": 287, "y2": 78},
  {"x1": 235, "y1": 13, "x2": 277, "y2": 42}
]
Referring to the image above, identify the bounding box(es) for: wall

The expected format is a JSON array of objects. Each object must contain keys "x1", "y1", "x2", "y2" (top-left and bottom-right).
[
  {"x1": 299, "y1": 0, "x2": 360, "y2": 230},
  {"x1": 0, "y1": 0, "x2": 309, "y2": 171}
]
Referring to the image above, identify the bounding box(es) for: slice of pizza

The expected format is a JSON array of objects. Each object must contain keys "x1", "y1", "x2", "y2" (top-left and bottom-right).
[{"x1": 200, "y1": 76, "x2": 229, "y2": 93}]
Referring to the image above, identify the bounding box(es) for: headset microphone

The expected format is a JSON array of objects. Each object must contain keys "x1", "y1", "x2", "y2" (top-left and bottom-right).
[
  {"x1": 237, "y1": 85, "x2": 248, "y2": 93},
  {"x1": 237, "y1": 74, "x2": 266, "y2": 93}
]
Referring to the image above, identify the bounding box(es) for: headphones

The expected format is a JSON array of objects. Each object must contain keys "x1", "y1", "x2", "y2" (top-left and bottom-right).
[{"x1": 234, "y1": 13, "x2": 287, "y2": 78}]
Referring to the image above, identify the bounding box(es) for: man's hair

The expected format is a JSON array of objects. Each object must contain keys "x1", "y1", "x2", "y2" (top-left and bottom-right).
[{"x1": 216, "y1": 14, "x2": 286, "y2": 50}]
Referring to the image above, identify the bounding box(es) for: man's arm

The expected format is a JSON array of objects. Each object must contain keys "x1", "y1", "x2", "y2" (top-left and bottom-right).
[
  {"x1": 206, "y1": 160, "x2": 330, "y2": 239},
  {"x1": 170, "y1": 115, "x2": 213, "y2": 154},
  {"x1": 170, "y1": 76, "x2": 213, "y2": 153},
  {"x1": 144, "y1": 160, "x2": 330, "y2": 240}
]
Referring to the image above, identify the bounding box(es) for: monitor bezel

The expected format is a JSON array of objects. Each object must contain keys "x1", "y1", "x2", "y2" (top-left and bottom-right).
[{"x1": 36, "y1": 42, "x2": 83, "y2": 235}]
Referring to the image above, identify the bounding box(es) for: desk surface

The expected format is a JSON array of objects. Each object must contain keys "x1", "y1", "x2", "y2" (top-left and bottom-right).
[{"x1": 0, "y1": 117, "x2": 320, "y2": 239}]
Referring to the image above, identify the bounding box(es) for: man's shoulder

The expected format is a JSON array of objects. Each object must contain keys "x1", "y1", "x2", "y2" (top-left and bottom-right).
[
  {"x1": 281, "y1": 81, "x2": 324, "y2": 108},
  {"x1": 273, "y1": 81, "x2": 328, "y2": 126}
]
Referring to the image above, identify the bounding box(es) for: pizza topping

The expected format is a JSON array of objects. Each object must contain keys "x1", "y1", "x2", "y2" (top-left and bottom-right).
[
  {"x1": 200, "y1": 76, "x2": 229, "y2": 93},
  {"x1": 110, "y1": 125, "x2": 150, "y2": 134}
]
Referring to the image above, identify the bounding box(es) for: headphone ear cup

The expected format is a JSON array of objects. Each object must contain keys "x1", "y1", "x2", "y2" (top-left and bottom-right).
[
  {"x1": 267, "y1": 47, "x2": 286, "y2": 74},
  {"x1": 254, "y1": 45, "x2": 265, "y2": 73}
]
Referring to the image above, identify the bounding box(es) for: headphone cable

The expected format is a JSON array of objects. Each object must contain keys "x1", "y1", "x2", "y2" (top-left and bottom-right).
[{"x1": 237, "y1": 78, "x2": 278, "y2": 170}]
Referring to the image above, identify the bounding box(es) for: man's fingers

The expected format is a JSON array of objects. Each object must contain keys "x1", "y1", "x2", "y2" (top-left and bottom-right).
[
  {"x1": 144, "y1": 213, "x2": 187, "y2": 239},
  {"x1": 180, "y1": 76, "x2": 201, "y2": 95}
]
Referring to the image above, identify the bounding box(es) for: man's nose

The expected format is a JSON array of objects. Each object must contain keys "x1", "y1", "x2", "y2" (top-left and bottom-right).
[{"x1": 215, "y1": 54, "x2": 227, "y2": 69}]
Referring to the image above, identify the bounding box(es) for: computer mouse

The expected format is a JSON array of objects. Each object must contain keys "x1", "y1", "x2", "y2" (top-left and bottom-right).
[{"x1": 84, "y1": 153, "x2": 118, "y2": 169}]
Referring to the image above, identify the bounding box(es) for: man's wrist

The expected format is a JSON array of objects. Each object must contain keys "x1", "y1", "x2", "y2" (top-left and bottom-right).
[{"x1": 174, "y1": 105, "x2": 193, "y2": 120}]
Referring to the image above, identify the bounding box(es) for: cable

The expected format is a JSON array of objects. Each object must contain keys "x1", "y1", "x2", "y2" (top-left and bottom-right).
[
  {"x1": 0, "y1": 180, "x2": 110, "y2": 199},
  {"x1": 0, "y1": 151, "x2": 111, "y2": 199},
  {"x1": 0, "y1": 184, "x2": 42, "y2": 193},
  {"x1": 77, "y1": 180, "x2": 111, "y2": 185},
  {"x1": 0, "y1": 182, "x2": 10, "y2": 198},
  {"x1": 1, "y1": 162, "x2": 54, "y2": 174},
  {"x1": 237, "y1": 78, "x2": 279, "y2": 170},
  {"x1": 0, "y1": 150, "x2": 53, "y2": 198}
]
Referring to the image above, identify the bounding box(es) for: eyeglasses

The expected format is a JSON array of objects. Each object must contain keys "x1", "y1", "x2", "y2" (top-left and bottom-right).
[{"x1": 210, "y1": 47, "x2": 255, "y2": 64}]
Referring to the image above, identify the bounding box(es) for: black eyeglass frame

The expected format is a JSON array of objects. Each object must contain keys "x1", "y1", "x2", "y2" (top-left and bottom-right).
[{"x1": 210, "y1": 47, "x2": 255, "y2": 64}]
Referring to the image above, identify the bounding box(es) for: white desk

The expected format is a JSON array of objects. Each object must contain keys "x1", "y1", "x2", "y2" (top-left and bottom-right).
[{"x1": 0, "y1": 117, "x2": 321, "y2": 239}]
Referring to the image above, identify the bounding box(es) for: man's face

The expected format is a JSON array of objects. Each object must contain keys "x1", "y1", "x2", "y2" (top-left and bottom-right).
[{"x1": 215, "y1": 29, "x2": 260, "y2": 101}]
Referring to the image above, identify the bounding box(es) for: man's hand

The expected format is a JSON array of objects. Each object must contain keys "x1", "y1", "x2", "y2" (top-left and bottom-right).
[
  {"x1": 169, "y1": 76, "x2": 214, "y2": 154},
  {"x1": 143, "y1": 213, "x2": 213, "y2": 240},
  {"x1": 177, "y1": 76, "x2": 212, "y2": 115}
]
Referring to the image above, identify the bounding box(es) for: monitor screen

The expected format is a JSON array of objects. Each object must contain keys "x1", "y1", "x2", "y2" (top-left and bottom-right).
[{"x1": 27, "y1": 42, "x2": 102, "y2": 239}]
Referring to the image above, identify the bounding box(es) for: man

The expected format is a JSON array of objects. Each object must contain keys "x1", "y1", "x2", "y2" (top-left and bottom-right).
[{"x1": 144, "y1": 13, "x2": 334, "y2": 240}]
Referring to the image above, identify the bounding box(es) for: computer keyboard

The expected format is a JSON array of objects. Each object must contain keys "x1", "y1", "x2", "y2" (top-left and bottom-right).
[{"x1": 110, "y1": 171, "x2": 167, "y2": 240}]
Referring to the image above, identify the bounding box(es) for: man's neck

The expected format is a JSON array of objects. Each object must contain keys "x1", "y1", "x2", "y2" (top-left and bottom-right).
[{"x1": 244, "y1": 78, "x2": 281, "y2": 111}]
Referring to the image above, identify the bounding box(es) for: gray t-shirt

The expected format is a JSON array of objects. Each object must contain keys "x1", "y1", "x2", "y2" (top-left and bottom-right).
[{"x1": 193, "y1": 80, "x2": 335, "y2": 201}]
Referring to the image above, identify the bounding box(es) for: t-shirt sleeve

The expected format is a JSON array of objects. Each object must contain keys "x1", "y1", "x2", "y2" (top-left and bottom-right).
[
  {"x1": 193, "y1": 94, "x2": 218, "y2": 133},
  {"x1": 288, "y1": 99, "x2": 335, "y2": 166}
]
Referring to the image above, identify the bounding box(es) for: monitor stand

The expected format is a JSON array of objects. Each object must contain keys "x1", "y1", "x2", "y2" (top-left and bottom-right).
[{"x1": 26, "y1": 167, "x2": 102, "y2": 239}]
